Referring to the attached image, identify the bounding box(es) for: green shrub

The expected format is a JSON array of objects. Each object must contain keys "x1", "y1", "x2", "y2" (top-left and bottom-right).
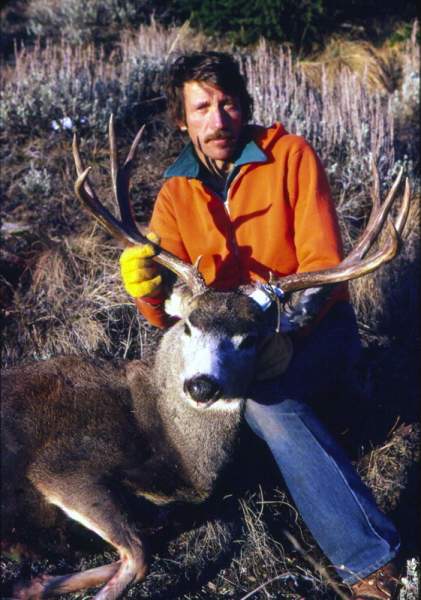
[
  {"x1": 173, "y1": 0, "x2": 417, "y2": 49},
  {"x1": 178, "y1": 0, "x2": 324, "y2": 48},
  {"x1": 4, "y1": 0, "x2": 417, "y2": 54}
]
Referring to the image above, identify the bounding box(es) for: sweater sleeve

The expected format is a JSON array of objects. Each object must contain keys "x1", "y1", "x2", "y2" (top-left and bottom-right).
[
  {"x1": 136, "y1": 182, "x2": 190, "y2": 328},
  {"x1": 149, "y1": 182, "x2": 191, "y2": 261},
  {"x1": 288, "y1": 140, "x2": 344, "y2": 272},
  {"x1": 284, "y1": 141, "x2": 348, "y2": 330}
]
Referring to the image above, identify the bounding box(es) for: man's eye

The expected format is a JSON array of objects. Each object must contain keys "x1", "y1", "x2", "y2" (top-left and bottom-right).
[{"x1": 224, "y1": 100, "x2": 239, "y2": 111}]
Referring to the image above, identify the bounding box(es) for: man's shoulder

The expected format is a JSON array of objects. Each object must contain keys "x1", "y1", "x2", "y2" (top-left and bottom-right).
[
  {"x1": 252, "y1": 122, "x2": 313, "y2": 155},
  {"x1": 157, "y1": 171, "x2": 197, "y2": 198}
]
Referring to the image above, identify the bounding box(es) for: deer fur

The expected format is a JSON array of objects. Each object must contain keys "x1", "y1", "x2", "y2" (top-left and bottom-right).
[{"x1": 1, "y1": 286, "x2": 269, "y2": 599}]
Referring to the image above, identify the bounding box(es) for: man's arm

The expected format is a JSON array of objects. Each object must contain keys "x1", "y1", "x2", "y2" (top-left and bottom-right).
[
  {"x1": 289, "y1": 140, "x2": 344, "y2": 272},
  {"x1": 135, "y1": 183, "x2": 190, "y2": 328},
  {"x1": 281, "y1": 141, "x2": 348, "y2": 333}
]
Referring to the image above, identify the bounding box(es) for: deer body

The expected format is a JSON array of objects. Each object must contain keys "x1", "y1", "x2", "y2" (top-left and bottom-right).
[{"x1": 2, "y1": 289, "x2": 265, "y2": 599}]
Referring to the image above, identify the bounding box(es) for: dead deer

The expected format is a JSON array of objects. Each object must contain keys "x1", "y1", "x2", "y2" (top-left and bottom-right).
[{"x1": 1, "y1": 116, "x2": 410, "y2": 599}]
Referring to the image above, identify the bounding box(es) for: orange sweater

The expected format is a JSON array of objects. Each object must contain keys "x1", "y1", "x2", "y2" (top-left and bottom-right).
[{"x1": 137, "y1": 123, "x2": 347, "y2": 328}]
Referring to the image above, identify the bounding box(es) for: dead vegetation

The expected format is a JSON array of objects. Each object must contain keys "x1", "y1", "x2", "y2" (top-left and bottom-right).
[
  {"x1": 0, "y1": 13, "x2": 420, "y2": 600},
  {"x1": 300, "y1": 38, "x2": 394, "y2": 93}
]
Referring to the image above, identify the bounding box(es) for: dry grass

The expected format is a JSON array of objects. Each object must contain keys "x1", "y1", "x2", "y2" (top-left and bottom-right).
[
  {"x1": 300, "y1": 21, "x2": 419, "y2": 98},
  {"x1": 358, "y1": 422, "x2": 420, "y2": 512},
  {"x1": 119, "y1": 19, "x2": 219, "y2": 58},
  {"x1": 1, "y1": 229, "x2": 160, "y2": 366},
  {"x1": 400, "y1": 559, "x2": 419, "y2": 600},
  {"x1": 300, "y1": 38, "x2": 394, "y2": 92},
  {"x1": 349, "y1": 190, "x2": 420, "y2": 329}
]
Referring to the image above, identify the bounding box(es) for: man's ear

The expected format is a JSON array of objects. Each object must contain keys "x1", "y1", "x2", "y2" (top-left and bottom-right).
[{"x1": 177, "y1": 119, "x2": 187, "y2": 132}]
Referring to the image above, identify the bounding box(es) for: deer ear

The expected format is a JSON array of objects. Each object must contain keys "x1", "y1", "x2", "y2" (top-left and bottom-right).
[{"x1": 165, "y1": 284, "x2": 195, "y2": 319}]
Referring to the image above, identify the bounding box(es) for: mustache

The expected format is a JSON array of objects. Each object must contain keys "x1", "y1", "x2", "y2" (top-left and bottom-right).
[{"x1": 204, "y1": 130, "x2": 234, "y2": 143}]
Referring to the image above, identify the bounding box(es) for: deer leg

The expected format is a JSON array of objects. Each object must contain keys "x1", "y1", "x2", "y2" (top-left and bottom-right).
[
  {"x1": 18, "y1": 473, "x2": 149, "y2": 599},
  {"x1": 14, "y1": 562, "x2": 121, "y2": 599}
]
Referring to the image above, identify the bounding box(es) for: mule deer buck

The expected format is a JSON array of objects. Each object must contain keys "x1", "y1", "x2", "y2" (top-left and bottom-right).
[{"x1": 1, "y1": 116, "x2": 410, "y2": 599}]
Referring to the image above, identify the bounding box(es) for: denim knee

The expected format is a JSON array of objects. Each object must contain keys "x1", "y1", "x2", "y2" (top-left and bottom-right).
[{"x1": 245, "y1": 396, "x2": 309, "y2": 440}]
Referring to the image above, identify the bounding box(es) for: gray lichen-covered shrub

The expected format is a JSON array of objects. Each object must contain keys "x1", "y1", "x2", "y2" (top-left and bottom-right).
[
  {"x1": 400, "y1": 558, "x2": 420, "y2": 600},
  {"x1": 240, "y1": 42, "x2": 396, "y2": 178},
  {"x1": 393, "y1": 22, "x2": 419, "y2": 111},
  {"x1": 0, "y1": 19, "x2": 212, "y2": 138},
  {"x1": 26, "y1": 0, "x2": 157, "y2": 44},
  {"x1": 0, "y1": 41, "x2": 166, "y2": 135},
  {"x1": 20, "y1": 162, "x2": 54, "y2": 198},
  {"x1": 392, "y1": 21, "x2": 420, "y2": 167}
]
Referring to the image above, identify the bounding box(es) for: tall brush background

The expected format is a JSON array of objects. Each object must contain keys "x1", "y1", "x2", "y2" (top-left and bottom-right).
[{"x1": 1, "y1": 1, "x2": 419, "y2": 598}]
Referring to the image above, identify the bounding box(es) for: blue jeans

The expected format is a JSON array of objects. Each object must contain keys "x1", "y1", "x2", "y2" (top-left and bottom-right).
[{"x1": 245, "y1": 302, "x2": 400, "y2": 584}]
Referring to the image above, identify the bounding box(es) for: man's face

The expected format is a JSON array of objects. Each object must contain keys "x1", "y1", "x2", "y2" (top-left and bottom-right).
[{"x1": 180, "y1": 81, "x2": 244, "y2": 167}]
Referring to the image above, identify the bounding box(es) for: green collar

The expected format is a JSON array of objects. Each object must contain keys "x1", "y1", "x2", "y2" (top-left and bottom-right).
[{"x1": 164, "y1": 132, "x2": 268, "y2": 180}]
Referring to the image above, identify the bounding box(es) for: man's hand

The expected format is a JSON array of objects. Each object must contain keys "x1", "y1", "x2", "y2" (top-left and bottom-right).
[
  {"x1": 120, "y1": 232, "x2": 163, "y2": 299},
  {"x1": 278, "y1": 285, "x2": 336, "y2": 332}
]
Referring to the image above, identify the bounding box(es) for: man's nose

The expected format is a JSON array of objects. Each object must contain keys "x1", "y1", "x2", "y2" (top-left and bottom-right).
[{"x1": 209, "y1": 106, "x2": 226, "y2": 129}]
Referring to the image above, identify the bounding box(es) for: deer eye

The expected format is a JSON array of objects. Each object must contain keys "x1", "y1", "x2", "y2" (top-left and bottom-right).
[
  {"x1": 238, "y1": 334, "x2": 257, "y2": 350},
  {"x1": 184, "y1": 322, "x2": 191, "y2": 336}
]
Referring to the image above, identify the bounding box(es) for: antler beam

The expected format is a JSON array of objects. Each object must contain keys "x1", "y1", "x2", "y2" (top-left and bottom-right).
[
  {"x1": 269, "y1": 163, "x2": 410, "y2": 293},
  {"x1": 72, "y1": 116, "x2": 206, "y2": 295}
]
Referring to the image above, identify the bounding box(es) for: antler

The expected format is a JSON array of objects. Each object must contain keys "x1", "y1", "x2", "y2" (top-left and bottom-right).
[
  {"x1": 72, "y1": 115, "x2": 206, "y2": 295},
  {"x1": 269, "y1": 160, "x2": 411, "y2": 293}
]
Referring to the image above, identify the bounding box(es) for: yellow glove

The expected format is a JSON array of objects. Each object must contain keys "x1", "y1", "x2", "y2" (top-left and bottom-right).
[
  {"x1": 119, "y1": 232, "x2": 162, "y2": 299},
  {"x1": 255, "y1": 332, "x2": 293, "y2": 381}
]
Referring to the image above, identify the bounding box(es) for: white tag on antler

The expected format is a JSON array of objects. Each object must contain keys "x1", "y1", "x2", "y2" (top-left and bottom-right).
[
  {"x1": 249, "y1": 287, "x2": 273, "y2": 311},
  {"x1": 249, "y1": 284, "x2": 285, "y2": 311}
]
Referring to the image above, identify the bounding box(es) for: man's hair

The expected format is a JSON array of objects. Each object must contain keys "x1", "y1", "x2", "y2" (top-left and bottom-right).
[{"x1": 166, "y1": 51, "x2": 253, "y2": 125}]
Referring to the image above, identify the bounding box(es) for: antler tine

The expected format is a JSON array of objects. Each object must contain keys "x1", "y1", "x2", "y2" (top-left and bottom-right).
[
  {"x1": 109, "y1": 115, "x2": 141, "y2": 238},
  {"x1": 343, "y1": 164, "x2": 404, "y2": 264},
  {"x1": 73, "y1": 132, "x2": 84, "y2": 176},
  {"x1": 72, "y1": 131, "x2": 96, "y2": 200},
  {"x1": 72, "y1": 129, "x2": 206, "y2": 295},
  {"x1": 109, "y1": 114, "x2": 119, "y2": 209},
  {"x1": 124, "y1": 122, "x2": 146, "y2": 168},
  {"x1": 74, "y1": 166, "x2": 141, "y2": 246},
  {"x1": 394, "y1": 177, "x2": 411, "y2": 235}
]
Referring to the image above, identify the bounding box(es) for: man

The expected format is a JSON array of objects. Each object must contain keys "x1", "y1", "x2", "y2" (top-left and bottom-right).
[{"x1": 120, "y1": 52, "x2": 400, "y2": 599}]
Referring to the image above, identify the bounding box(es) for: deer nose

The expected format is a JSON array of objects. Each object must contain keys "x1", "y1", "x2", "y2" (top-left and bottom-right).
[{"x1": 183, "y1": 375, "x2": 222, "y2": 402}]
